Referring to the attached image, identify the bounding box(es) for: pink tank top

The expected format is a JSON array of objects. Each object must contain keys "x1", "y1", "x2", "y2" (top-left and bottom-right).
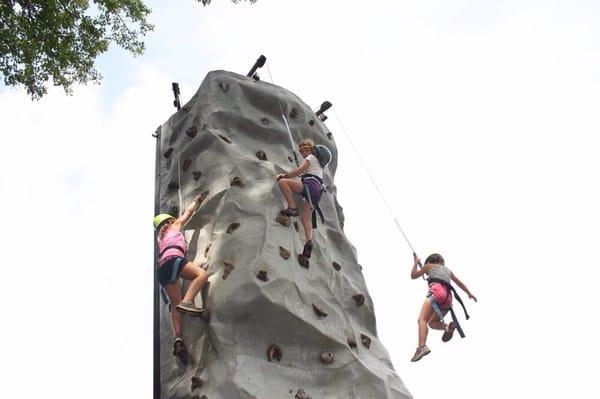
[{"x1": 158, "y1": 229, "x2": 187, "y2": 265}]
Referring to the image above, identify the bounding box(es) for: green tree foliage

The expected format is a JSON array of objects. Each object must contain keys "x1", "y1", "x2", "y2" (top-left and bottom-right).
[
  {"x1": 197, "y1": 0, "x2": 257, "y2": 5},
  {"x1": 0, "y1": 1, "x2": 259, "y2": 99},
  {"x1": 0, "y1": 0, "x2": 153, "y2": 99}
]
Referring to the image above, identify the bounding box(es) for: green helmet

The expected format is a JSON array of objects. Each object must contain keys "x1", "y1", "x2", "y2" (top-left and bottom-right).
[{"x1": 153, "y1": 213, "x2": 175, "y2": 230}]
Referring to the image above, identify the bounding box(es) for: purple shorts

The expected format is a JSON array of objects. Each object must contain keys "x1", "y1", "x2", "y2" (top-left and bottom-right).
[
  {"x1": 428, "y1": 282, "x2": 452, "y2": 310},
  {"x1": 301, "y1": 176, "x2": 322, "y2": 206}
]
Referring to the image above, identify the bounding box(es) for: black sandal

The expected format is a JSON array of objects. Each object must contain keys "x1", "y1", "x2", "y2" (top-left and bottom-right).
[
  {"x1": 281, "y1": 207, "x2": 299, "y2": 217},
  {"x1": 302, "y1": 240, "x2": 313, "y2": 259}
]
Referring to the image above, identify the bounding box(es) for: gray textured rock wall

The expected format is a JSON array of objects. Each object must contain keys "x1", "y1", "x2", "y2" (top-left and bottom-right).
[{"x1": 157, "y1": 70, "x2": 412, "y2": 399}]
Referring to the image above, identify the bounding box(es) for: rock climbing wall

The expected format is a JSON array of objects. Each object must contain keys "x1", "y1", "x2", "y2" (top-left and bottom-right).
[{"x1": 156, "y1": 70, "x2": 412, "y2": 399}]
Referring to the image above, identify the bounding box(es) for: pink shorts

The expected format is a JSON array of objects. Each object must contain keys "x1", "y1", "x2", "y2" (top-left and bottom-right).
[{"x1": 428, "y1": 283, "x2": 452, "y2": 310}]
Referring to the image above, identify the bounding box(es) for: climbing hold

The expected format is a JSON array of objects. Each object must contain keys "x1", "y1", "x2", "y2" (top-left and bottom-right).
[
  {"x1": 256, "y1": 150, "x2": 267, "y2": 161},
  {"x1": 191, "y1": 376, "x2": 204, "y2": 391},
  {"x1": 218, "y1": 81, "x2": 229, "y2": 92},
  {"x1": 308, "y1": 120, "x2": 315, "y2": 126},
  {"x1": 226, "y1": 222, "x2": 240, "y2": 234},
  {"x1": 312, "y1": 304, "x2": 328, "y2": 318},
  {"x1": 279, "y1": 246, "x2": 291, "y2": 260},
  {"x1": 289, "y1": 108, "x2": 299, "y2": 119},
  {"x1": 327, "y1": 132, "x2": 333, "y2": 140},
  {"x1": 192, "y1": 171, "x2": 202, "y2": 181},
  {"x1": 167, "y1": 182, "x2": 179, "y2": 191},
  {"x1": 230, "y1": 177, "x2": 243, "y2": 187},
  {"x1": 197, "y1": 190, "x2": 209, "y2": 204},
  {"x1": 293, "y1": 221, "x2": 299, "y2": 232},
  {"x1": 223, "y1": 262, "x2": 234, "y2": 280},
  {"x1": 163, "y1": 148, "x2": 174, "y2": 159},
  {"x1": 266, "y1": 344, "x2": 282, "y2": 362},
  {"x1": 332, "y1": 262, "x2": 341, "y2": 271},
  {"x1": 218, "y1": 134, "x2": 232, "y2": 144},
  {"x1": 186, "y1": 126, "x2": 198, "y2": 138},
  {"x1": 287, "y1": 156, "x2": 293, "y2": 163},
  {"x1": 276, "y1": 213, "x2": 291, "y2": 227},
  {"x1": 182, "y1": 158, "x2": 192, "y2": 171},
  {"x1": 260, "y1": 117, "x2": 270, "y2": 125},
  {"x1": 256, "y1": 270, "x2": 268, "y2": 282},
  {"x1": 168, "y1": 203, "x2": 179, "y2": 218},
  {"x1": 347, "y1": 338, "x2": 357, "y2": 349},
  {"x1": 204, "y1": 243, "x2": 211, "y2": 257},
  {"x1": 172, "y1": 338, "x2": 189, "y2": 365},
  {"x1": 200, "y1": 310, "x2": 211, "y2": 323},
  {"x1": 297, "y1": 254, "x2": 309, "y2": 269},
  {"x1": 200, "y1": 262, "x2": 209, "y2": 271},
  {"x1": 360, "y1": 334, "x2": 371, "y2": 349},
  {"x1": 352, "y1": 294, "x2": 365, "y2": 307},
  {"x1": 295, "y1": 389, "x2": 311, "y2": 399},
  {"x1": 319, "y1": 352, "x2": 334, "y2": 364}
]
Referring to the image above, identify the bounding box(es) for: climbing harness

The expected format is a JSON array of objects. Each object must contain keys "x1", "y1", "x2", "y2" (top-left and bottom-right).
[
  {"x1": 428, "y1": 278, "x2": 470, "y2": 338},
  {"x1": 159, "y1": 245, "x2": 186, "y2": 258}
]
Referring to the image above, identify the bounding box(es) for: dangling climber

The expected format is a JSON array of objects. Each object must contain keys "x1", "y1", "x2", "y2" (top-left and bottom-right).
[
  {"x1": 410, "y1": 253, "x2": 477, "y2": 362},
  {"x1": 276, "y1": 138, "x2": 326, "y2": 259},
  {"x1": 154, "y1": 195, "x2": 209, "y2": 363}
]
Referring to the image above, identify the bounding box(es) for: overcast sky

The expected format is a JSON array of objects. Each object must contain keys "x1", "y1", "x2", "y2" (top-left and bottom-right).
[{"x1": 1, "y1": 1, "x2": 599, "y2": 398}]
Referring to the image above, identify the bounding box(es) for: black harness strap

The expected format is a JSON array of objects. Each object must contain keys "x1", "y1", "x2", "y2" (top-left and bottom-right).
[
  {"x1": 159, "y1": 245, "x2": 185, "y2": 257},
  {"x1": 302, "y1": 174, "x2": 326, "y2": 228}
]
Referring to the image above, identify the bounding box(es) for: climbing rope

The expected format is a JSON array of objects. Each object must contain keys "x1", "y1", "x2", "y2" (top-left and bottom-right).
[
  {"x1": 265, "y1": 61, "x2": 300, "y2": 167},
  {"x1": 331, "y1": 109, "x2": 423, "y2": 267},
  {"x1": 177, "y1": 153, "x2": 183, "y2": 216}
]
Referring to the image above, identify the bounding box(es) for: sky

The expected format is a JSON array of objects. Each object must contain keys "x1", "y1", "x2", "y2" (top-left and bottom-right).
[{"x1": 1, "y1": 0, "x2": 599, "y2": 397}]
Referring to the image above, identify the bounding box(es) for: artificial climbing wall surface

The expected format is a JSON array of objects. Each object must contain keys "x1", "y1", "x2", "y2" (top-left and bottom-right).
[{"x1": 157, "y1": 70, "x2": 412, "y2": 399}]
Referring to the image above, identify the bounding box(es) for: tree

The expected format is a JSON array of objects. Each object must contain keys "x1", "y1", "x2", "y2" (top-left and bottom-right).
[{"x1": 0, "y1": 0, "x2": 257, "y2": 100}]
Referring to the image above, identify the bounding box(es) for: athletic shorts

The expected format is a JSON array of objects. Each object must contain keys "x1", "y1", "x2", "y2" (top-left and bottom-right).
[
  {"x1": 301, "y1": 177, "x2": 322, "y2": 207},
  {"x1": 158, "y1": 256, "x2": 187, "y2": 286},
  {"x1": 428, "y1": 282, "x2": 452, "y2": 310}
]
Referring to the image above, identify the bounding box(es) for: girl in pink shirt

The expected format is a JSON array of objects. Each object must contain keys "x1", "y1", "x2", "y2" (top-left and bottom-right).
[
  {"x1": 410, "y1": 253, "x2": 477, "y2": 362},
  {"x1": 154, "y1": 195, "x2": 209, "y2": 363}
]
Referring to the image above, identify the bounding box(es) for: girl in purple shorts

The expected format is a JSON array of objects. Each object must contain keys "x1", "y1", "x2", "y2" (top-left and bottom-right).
[
  {"x1": 276, "y1": 139, "x2": 324, "y2": 258},
  {"x1": 410, "y1": 253, "x2": 477, "y2": 362}
]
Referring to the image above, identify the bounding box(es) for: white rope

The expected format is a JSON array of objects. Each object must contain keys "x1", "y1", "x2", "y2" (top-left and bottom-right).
[
  {"x1": 265, "y1": 61, "x2": 299, "y2": 166},
  {"x1": 332, "y1": 109, "x2": 418, "y2": 256},
  {"x1": 177, "y1": 153, "x2": 183, "y2": 217}
]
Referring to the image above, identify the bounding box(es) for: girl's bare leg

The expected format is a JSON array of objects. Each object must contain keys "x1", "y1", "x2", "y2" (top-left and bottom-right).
[
  {"x1": 301, "y1": 202, "x2": 313, "y2": 242},
  {"x1": 417, "y1": 299, "x2": 435, "y2": 347},
  {"x1": 164, "y1": 281, "x2": 183, "y2": 337},
  {"x1": 427, "y1": 312, "x2": 446, "y2": 331},
  {"x1": 278, "y1": 178, "x2": 303, "y2": 208},
  {"x1": 180, "y1": 262, "x2": 208, "y2": 305}
]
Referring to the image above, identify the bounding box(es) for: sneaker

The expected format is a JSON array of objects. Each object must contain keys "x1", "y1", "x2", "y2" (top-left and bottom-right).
[
  {"x1": 302, "y1": 240, "x2": 313, "y2": 258},
  {"x1": 176, "y1": 301, "x2": 205, "y2": 316},
  {"x1": 442, "y1": 322, "x2": 455, "y2": 342},
  {"x1": 410, "y1": 345, "x2": 431, "y2": 362},
  {"x1": 281, "y1": 207, "x2": 299, "y2": 217}
]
